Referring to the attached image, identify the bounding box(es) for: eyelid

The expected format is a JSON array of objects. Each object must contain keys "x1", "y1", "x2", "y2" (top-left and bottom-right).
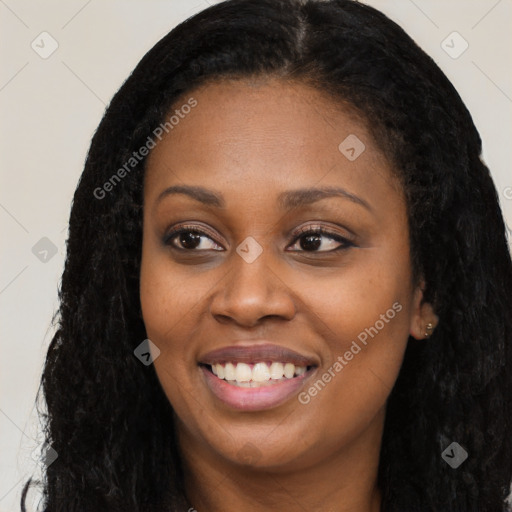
[
  {"x1": 292, "y1": 223, "x2": 355, "y2": 240},
  {"x1": 163, "y1": 223, "x2": 225, "y2": 248},
  {"x1": 288, "y1": 224, "x2": 356, "y2": 250},
  {"x1": 289, "y1": 223, "x2": 356, "y2": 243}
]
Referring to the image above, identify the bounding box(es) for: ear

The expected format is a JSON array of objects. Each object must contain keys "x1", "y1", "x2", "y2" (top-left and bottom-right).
[{"x1": 409, "y1": 280, "x2": 438, "y2": 340}]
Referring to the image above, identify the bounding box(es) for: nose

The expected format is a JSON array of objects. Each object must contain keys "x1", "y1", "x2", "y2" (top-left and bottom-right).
[{"x1": 209, "y1": 248, "x2": 296, "y2": 327}]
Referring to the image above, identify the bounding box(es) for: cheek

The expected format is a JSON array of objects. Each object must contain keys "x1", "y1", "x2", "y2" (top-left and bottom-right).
[
  {"x1": 324, "y1": 282, "x2": 410, "y2": 353},
  {"x1": 301, "y1": 282, "x2": 409, "y2": 395},
  {"x1": 139, "y1": 255, "x2": 204, "y2": 418},
  {"x1": 139, "y1": 245, "x2": 191, "y2": 373},
  {"x1": 139, "y1": 247, "x2": 214, "y2": 343},
  {"x1": 290, "y1": 252, "x2": 413, "y2": 420},
  {"x1": 139, "y1": 248, "x2": 228, "y2": 394},
  {"x1": 292, "y1": 301, "x2": 409, "y2": 465},
  {"x1": 289, "y1": 251, "x2": 413, "y2": 350}
]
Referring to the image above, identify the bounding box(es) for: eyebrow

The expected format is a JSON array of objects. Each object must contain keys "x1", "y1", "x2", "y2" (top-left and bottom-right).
[
  {"x1": 156, "y1": 184, "x2": 371, "y2": 211},
  {"x1": 156, "y1": 185, "x2": 225, "y2": 208},
  {"x1": 277, "y1": 186, "x2": 371, "y2": 212}
]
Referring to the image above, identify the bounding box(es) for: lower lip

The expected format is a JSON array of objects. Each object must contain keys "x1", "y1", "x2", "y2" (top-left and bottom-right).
[{"x1": 200, "y1": 365, "x2": 315, "y2": 411}]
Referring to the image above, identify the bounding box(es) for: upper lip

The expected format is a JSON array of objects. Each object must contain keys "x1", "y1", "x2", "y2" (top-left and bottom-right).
[{"x1": 198, "y1": 343, "x2": 319, "y2": 367}]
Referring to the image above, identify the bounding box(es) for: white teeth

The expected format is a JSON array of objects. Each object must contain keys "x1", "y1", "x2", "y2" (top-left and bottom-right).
[
  {"x1": 209, "y1": 361, "x2": 309, "y2": 384},
  {"x1": 284, "y1": 363, "x2": 295, "y2": 379},
  {"x1": 252, "y1": 363, "x2": 271, "y2": 382},
  {"x1": 224, "y1": 362, "x2": 236, "y2": 381},
  {"x1": 235, "y1": 362, "x2": 252, "y2": 382},
  {"x1": 216, "y1": 364, "x2": 225, "y2": 379},
  {"x1": 269, "y1": 362, "x2": 284, "y2": 380},
  {"x1": 295, "y1": 366, "x2": 306, "y2": 376}
]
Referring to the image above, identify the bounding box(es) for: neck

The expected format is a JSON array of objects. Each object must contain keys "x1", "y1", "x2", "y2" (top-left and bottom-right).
[{"x1": 177, "y1": 410, "x2": 384, "y2": 512}]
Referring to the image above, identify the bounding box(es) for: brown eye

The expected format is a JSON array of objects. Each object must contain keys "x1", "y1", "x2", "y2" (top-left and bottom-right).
[
  {"x1": 288, "y1": 227, "x2": 354, "y2": 252},
  {"x1": 178, "y1": 231, "x2": 202, "y2": 249},
  {"x1": 164, "y1": 227, "x2": 223, "y2": 251}
]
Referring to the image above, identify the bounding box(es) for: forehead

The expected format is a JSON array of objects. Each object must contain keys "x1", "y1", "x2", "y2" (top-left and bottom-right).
[{"x1": 144, "y1": 78, "x2": 398, "y2": 205}]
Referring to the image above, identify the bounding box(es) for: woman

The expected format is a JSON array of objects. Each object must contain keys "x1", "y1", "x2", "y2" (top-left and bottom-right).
[{"x1": 22, "y1": 0, "x2": 512, "y2": 510}]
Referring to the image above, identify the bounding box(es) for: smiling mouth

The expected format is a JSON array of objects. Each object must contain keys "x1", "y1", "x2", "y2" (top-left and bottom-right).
[
  {"x1": 198, "y1": 343, "x2": 319, "y2": 409},
  {"x1": 200, "y1": 361, "x2": 316, "y2": 387}
]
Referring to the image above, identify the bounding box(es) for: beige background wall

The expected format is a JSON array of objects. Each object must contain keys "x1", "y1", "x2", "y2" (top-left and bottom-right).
[{"x1": 1, "y1": 1, "x2": 511, "y2": 510}]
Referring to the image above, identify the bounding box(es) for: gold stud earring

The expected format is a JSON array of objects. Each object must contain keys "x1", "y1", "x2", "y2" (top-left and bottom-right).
[{"x1": 424, "y1": 322, "x2": 434, "y2": 338}]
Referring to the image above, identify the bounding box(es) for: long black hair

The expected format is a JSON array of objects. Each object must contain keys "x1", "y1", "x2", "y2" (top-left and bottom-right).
[{"x1": 22, "y1": 0, "x2": 512, "y2": 510}]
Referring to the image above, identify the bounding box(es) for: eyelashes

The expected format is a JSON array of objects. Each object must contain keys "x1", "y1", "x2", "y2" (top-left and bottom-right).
[
  {"x1": 164, "y1": 225, "x2": 223, "y2": 252},
  {"x1": 163, "y1": 224, "x2": 355, "y2": 253},
  {"x1": 289, "y1": 226, "x2": 354, "y2": 252}
]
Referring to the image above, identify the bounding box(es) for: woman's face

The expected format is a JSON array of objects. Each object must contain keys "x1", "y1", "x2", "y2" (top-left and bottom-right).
[{"x1": 140, "y1": 78, "x2": 434, "y2": 473}]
